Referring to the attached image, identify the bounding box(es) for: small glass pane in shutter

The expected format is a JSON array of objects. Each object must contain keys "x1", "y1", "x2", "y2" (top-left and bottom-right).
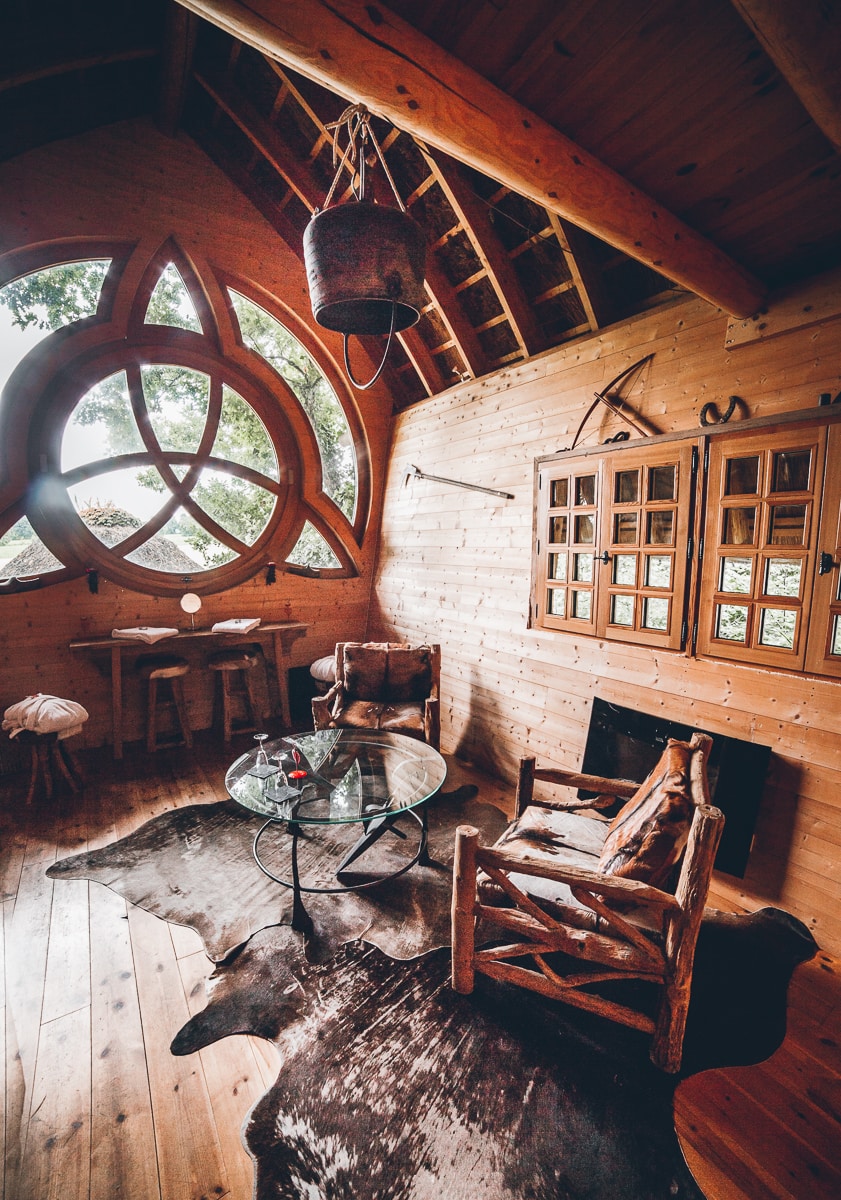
[
  {"x1": 720, "y1": 557, "x2": 752, "y2": 594},
  {"x1": 550, "y1": 515, "x2": 568, "y2": 544},
  {"x1": 725, "y1": 456, "x2": 759, "y2": 495},
  {"x1": 614, "y1": 512, "x2": 638, "y2": 544},
  {"x1": 649, "y1": 465, "x2": 676, "y2": 501},
  {"x1": 572, "y1": 590, "x2": 591, "y2": 619},
  {"x1": 769, "y1": 505, "x2": 807, "y2": 546},
  {"x1": 611, "y1": 595, "x2": 634, "y2": 626},
  {"x1": 645, "y1": 555, "x2": 671, "y2": 588},
  {"x1": 550, "y1": 478, "x2": 569, "y2": 507},
  {"x1": 549, "y1": 553, "x2": 567, "y2": 581},
  {"x1": 716, "y1": 604, "x2": 748, "y2": 642},
  {"x1": 759, "y1": 608, "x2": 796, "y2": 649},
  {"x1": 575, "y1": 514, "x2": 595, "y2": 544},
  {"x1": 613, "y1": 554, "x2": 636, "y2": 585},
  {"x1": 643, "y1": 597, "x2": 669, "y2": 630},
  {"x1": 722, "y1": 508, "x2": 756, "y2": 545},
  {"x1": 614, "y1": 470, "x2": 639, "y2": 503},
  {"x1": 573, "y1": 553, "x2": 593, "y2": 582},
  {"x1": 764, "y1": 559, "x2": 801, "y2": 598}
]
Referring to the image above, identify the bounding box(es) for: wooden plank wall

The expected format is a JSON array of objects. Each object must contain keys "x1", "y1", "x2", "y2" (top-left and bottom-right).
[
  {"x1": 0, "y1": 120, "x2": 392, "y2": 748},
  {"x1": 370, "y1": 293, "x2": 841, "y2": 954}
]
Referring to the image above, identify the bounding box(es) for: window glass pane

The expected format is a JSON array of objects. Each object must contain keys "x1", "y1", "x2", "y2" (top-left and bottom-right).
[
  {"x1": 151, "y1": 508, "x2": 237, "y2": 570},
  {"x1": 725, "y1": 456, "x2": 759, "y2": 495},
  {"x1": 645, "y1": 554, "x2": 671, "y2": 588},
  {"x1": 550, "y1": 478, "x2": 568, "y2": 507},
  {"x1": 549, "y1": 553, "x2": 567, "y2": 581},
  {"x1": 144, "y1": 263, "x2": 201, "y2": 332},
  {"x1": 192, "y1": 468, "x2": 275, "y2": 545},
  {"x1": 61, "y1": 371, "x2": 145, "y2": 469},
  {"x1": 211, "y1": 386, "x2": 279, "y2": 481},
  {"x1": 574, "y1": 514, "x2": 595, "y2": 544},
  {"x1": 614, "y1": 470, "x2": 639, "y2": 503},
  {"x1": 720, "y1": 557, "x2": 752, "y2": 594},
  {"x1": 572, "y1": 590, "x2": 591, "y2": 619},
  {"x1": 548, "y1": 588, "x2": 566, "y2": 617},
  {"x1": 716, "y1": 604, "x2": 748, "y2": 642},
  {"x1": 759, "y1": 608, "x2": 796, "y2": 649},
  {"x1": 229, "y1": 289, "x2": 357, "y2": 519},
  {"x1": 573, "y1": 552, "x2": 593, "y2": 582},
  {"x1": 643, "y1": 597, "x2": 669, "y2": 630},
  {"x1": 613, "y1": 512, "x2": 637, "y2": 544},
  {"x1": 769, "y1": 505, "x2": 807, "y2": 546},
  {"x1": 772, "y1": 449, "x2": 810, "y2": 493},
  {"x1": 0, "y1": 260, "x2": 111, "y2": 398},
  {"x1": 141, "y1": 365, "x2": 210, "y2": 453},
  {"x1": 764, "y1": 558, "x2": 802, "y2": 598},
  {"x1": 647, "y1": 511, "x2": 673, "y2": 545},
  {"x1": 649, "y1": 464, "x2": 676, "y2": 501},
  {"x1": 286, "y1": 521, "x2": 341, "y2": 569},
  {"x1": 613, "y1": 554, "x2": 636, "y2": 586},
  {"x1": 0, "y1": 524, "x2": 65, "y2": 578},
  {"x1": 67, "y1": 472, "x2": 169, "y2": 532},
  {"x1": 550, "y1": 515, "x2": 567, "y2": 543},
  {"x1": 611, "y1": 594, "x2": 634, "y2": 626},
  {"x1": 575, "y1": 476, "x2": 595, "y2": 506},
  {"x1": 832, "y1": 616, "x2": 841, "y2": 656},
  {"x1": 722, "y1": 507, "x2": 756, "y2": 545}
]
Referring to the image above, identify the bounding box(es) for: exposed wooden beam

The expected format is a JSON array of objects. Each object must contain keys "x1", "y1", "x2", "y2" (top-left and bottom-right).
[
  {"x1": 158, "y1": 4, "x2": 198, "y2": 135},
  {"x1": 425, "y1": 149, "x2": 546, "y2": 358},
  {"x1": 730, "y1": 0, "x2": 841, "y2": 154},
  {"x1": 174, "y1": 0, "x2": 767, "y2": 318},
  {"x1": 422, "y1": 255, "x2": 486, "y2": 380}
]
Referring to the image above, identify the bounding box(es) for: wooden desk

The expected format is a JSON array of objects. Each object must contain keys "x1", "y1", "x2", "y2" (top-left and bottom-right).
[{"x1": 70, "y1": 622, "x2": 309, "y2": 759}]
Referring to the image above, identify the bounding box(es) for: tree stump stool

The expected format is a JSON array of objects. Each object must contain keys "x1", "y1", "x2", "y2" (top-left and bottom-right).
[
  {"x1": 309, "y1": 655, "x2": 337, "y2": 695},
  {"x1": 136, "y1": 655, "x2": 193, "y2": 753},
  {"x1": 207, "y1": 647, "x2": 262, "y2": 741}
]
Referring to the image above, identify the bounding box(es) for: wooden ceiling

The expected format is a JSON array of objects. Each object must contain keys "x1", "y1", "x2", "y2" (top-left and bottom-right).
[{"x1": 2, "y1": 0, "x2": 840, "y2": 409}]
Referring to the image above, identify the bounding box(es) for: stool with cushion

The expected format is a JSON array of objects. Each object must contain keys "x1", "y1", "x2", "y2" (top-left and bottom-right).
[
  {"x1": 309, "y1": 654, "x2": 337, "y2": 695},
  {"x1": 136, "y1": 655, "x2": 192, "y2": 753},
  {"x1": 207, "y1": 646, "x2": 261, "y2": 741},
  {"x1": 2, "y1": 694, "x2": 88, "y2": 803}
]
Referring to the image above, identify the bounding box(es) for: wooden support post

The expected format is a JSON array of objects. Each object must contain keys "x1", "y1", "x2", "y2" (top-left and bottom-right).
[{"x1": 451, "y1": 824, "x2": 479, "y2": 994}]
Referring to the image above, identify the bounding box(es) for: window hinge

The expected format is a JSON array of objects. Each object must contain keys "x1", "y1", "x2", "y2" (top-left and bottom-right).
[
  {"x1": 697, "y1": 535, "x2": 705, "y2": 566},
  {"x1": 537, "y1": 539, "x2": 540, "y2": 555},
  {"x1": 686, "y1": 534, "x2": 694, "y2": 563},
  {"x1": 681, "y1": 617, "x2": 688, "y2": 646},
  {"x1": 691, "y1": 617, "x2": 699, "y2": 656}
]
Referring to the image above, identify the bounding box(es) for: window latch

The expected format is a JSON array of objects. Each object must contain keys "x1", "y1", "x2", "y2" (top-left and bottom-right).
[
  {"x1": 819, "y1": 551, "x2": 840, "y2": 575},
  {"x1": 596, "y1": 550, "x2": 612, "y2": 564}
]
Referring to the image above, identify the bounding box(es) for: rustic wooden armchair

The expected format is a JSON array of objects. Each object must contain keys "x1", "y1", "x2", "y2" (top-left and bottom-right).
[
  {"x1": 451, "y1": 733, "x2": 724, "y2": 1072},
  {"x1": 311, "y1": 641, "x2": 441, "y2": 750}
]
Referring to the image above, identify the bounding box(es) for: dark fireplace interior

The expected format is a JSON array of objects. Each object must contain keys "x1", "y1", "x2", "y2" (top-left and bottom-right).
[{"x1": 580, "y1": 697, "x2": 770, "y2": 877}]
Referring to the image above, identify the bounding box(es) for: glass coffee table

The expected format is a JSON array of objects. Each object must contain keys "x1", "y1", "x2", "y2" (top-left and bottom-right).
[{"x1": 226, "y1": 729, "x2": 447, "y2": 932}]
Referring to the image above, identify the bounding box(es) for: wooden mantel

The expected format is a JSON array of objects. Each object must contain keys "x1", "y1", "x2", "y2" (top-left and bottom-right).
[{"x1": 175, "y1": 0, "x2": 767, "y2": 320}]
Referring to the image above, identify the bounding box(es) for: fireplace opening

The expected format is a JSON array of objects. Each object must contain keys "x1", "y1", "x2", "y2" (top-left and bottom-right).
[{"x1": 579, "y1": 697, "x2": 770, "y2": 877}]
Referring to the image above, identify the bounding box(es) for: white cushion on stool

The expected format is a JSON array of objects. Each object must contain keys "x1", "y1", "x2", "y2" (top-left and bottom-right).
[{"x1": 2, "y1": 694, "x2": 89, "y2": 740}]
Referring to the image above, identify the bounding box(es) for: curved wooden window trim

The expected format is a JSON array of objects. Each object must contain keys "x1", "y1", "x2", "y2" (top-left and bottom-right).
[{"x1": 0, "y1": 238, "x2": 369, "y2": 596}]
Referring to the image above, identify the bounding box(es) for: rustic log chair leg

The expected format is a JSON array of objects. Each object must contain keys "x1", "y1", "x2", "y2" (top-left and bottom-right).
[
  {"x1": 52, "y1": 738, "x2": 81, "y2": 792},
  {"x1": 452, "y1": 824, "x2": 480, "y2": 994},
  {"x1": 25, "y1": 742, "x2": 39, "y2": 805},
  {"x1": 221, "y1": 672, "x2": 233, "y2": 742},
  {"x1": 38, "y1": 739, "x2": 54, "y2": 800}
]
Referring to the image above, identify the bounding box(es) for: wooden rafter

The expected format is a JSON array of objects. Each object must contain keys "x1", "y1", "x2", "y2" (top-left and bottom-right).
[
  {"x1": 174, "y1": 0, "x2": 767, "y2": 318},
  {"x1": 730, "y1": 0, "x2": 841, "y2": 153},
  {"x1": 424, "y1": 149, "x2": 545, "y2": 359}
]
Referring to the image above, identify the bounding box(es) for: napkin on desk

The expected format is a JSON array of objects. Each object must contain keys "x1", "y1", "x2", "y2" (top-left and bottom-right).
[
  {"x1": 111, "y1": 626, "x2": 179, "y2": 644},
  {"x1": 211, "y1": 618, "x2": 261, "y2": 634}
]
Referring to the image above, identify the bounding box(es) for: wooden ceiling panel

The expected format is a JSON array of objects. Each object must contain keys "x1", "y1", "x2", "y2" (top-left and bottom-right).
[{"x1": 4, "y1": 0, "x2": 841, "y2": 407}]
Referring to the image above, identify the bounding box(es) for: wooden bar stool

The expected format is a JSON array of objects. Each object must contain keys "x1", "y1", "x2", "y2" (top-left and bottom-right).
[
  {"x1": 207, "y1": 647, "x2": 261, "y2": 741},
  {"x1": 136, "y1": 655, "x2": 193, "y2": 753}
]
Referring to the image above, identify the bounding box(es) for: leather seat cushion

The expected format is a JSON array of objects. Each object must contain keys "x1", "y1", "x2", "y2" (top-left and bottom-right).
[
  {"x1": 480, "y1": 806, "x2": 660, "y2": 934},
  {"x1": 332, "y1": 699, "x2": 425, "y2": 738}
]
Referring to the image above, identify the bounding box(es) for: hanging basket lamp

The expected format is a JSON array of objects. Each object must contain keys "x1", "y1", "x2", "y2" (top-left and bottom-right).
[{"x1": 303, "y1": 104, "x2": 426, "y2": 390}]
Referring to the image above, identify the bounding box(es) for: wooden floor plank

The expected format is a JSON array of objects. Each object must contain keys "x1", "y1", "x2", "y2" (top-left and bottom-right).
[
  {"x1": 89, "y1": 884, "x2": 160, "y2": 1200},
  {"x1": 177, "y1": 947, "x2": 267, "y2": 1200},
  {"x1": 127, "y1": 902, "x2": 231, "y2": 1200},
  {"x1": 23, "y1": 1006, "x2": 91, "y2": 1200}
]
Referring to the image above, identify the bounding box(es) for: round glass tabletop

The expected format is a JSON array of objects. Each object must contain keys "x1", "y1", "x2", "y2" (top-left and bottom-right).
[{"x1": 226, "y1": 728, "x2": 447, "y2": 824}]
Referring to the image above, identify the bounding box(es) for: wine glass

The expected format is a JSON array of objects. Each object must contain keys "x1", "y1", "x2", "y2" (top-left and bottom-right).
[{"x1": 254, "y1": 732, "x2": 270, "y2": 768}]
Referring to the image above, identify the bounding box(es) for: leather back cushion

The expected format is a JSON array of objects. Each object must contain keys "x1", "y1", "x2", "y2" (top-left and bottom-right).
[
  {"x1": 385, "y1": 646, "x2": 432, "y2": 701},
  {"x1": 597, "y1": 739, "x2": 695, "y2": 888},
  {"x1": 343, "y1": 645, "x2": 387, "y2": 699}
]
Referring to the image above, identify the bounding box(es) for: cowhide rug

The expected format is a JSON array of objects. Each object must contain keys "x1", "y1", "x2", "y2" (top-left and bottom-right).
[
  {"x1": 47, "y1": 792, "x2": 818, "y2": 1199},
  {"x1": 47, "y1": 787, "x2": 506, "y2": 963}
]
